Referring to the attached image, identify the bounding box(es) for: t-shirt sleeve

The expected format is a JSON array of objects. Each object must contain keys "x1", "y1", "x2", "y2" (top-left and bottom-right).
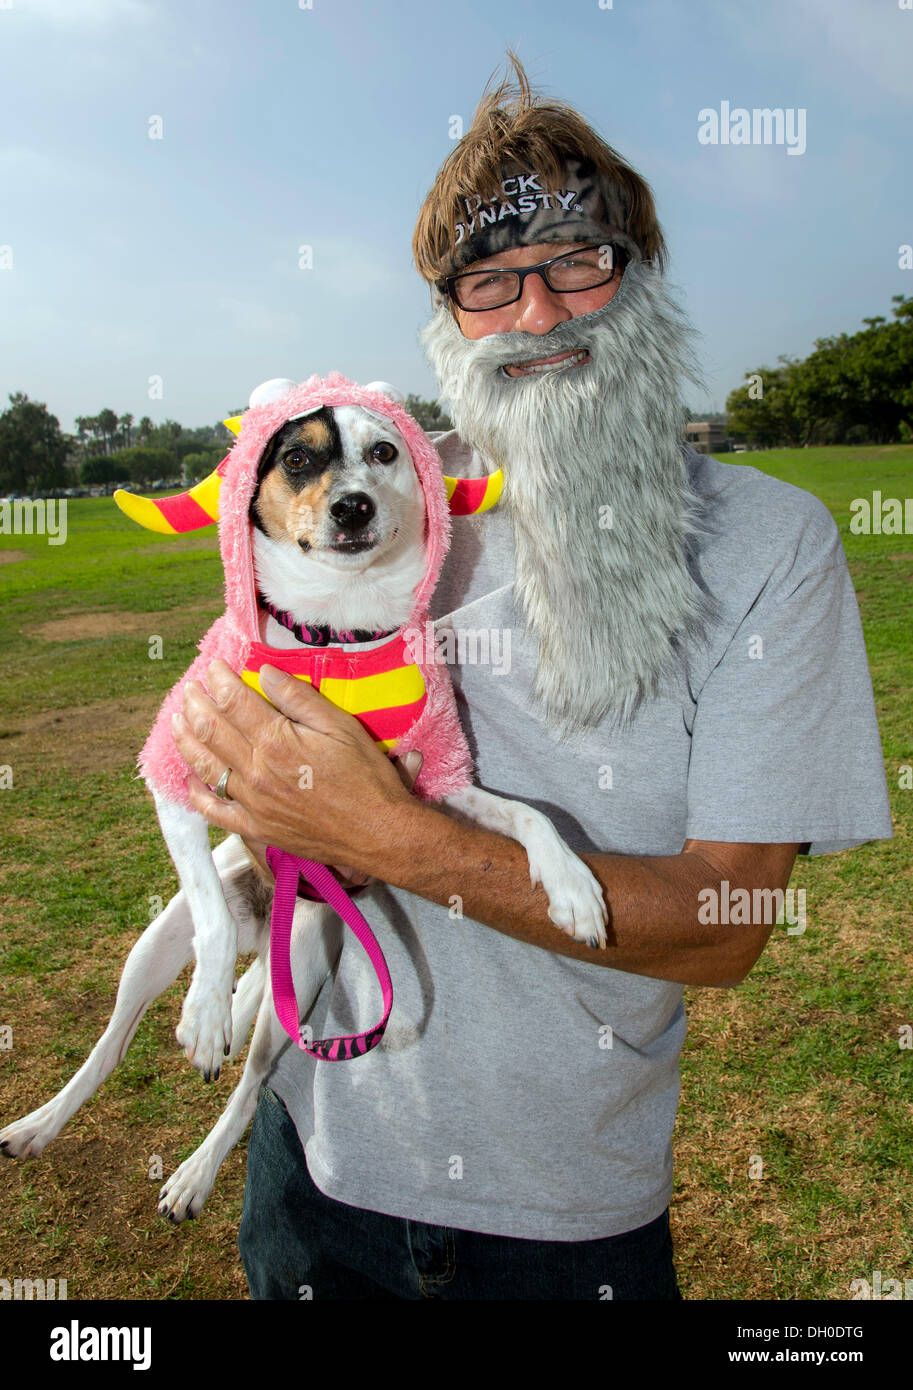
[{"x1": 685, "y1": 526, "x2": 893, "y2": 855}]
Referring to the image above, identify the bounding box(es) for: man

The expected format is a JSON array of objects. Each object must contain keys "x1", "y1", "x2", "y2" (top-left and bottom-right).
[{"x1": 174, "y1": 57, "x2": 893, "y2": 1299}]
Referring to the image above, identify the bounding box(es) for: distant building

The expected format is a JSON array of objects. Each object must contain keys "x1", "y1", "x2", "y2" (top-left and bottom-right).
[{"x1": 683, "y1": 420, "x2": 732, "y2": 454}]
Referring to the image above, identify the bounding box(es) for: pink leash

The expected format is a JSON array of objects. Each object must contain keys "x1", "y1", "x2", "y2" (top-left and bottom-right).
[{"x1": 265, "y1": 846, "x2": 392, "y2": 1061}]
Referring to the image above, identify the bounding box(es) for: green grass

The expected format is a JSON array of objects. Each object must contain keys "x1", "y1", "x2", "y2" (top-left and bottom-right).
[
  {"x1": 1, "y1": 449, "x2": 911, "y2": 1300},
  {"x1": 669, "y1": 446, "x2": 913, "y2": 1299},
  {"x1": 1, "y1": 497, "x2": 224, "y2": 720}
]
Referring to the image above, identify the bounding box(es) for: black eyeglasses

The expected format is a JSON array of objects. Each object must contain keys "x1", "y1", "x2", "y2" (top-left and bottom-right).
[{"x1": 444, "y1": 243, "x2": 621, "y2": 312}]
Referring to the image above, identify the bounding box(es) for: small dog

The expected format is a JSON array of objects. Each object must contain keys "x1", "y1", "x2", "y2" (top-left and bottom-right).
[{"x1": 0, "y1": 376, "x2": 606, "y2": 1222}]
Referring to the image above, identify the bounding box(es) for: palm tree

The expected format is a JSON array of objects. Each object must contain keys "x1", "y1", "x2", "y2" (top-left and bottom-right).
[
  {"x1": 97, "y1": 409, "x2": 119, "y2": 455},
  {"x1": 74, "y1": 416, "x2": 91, "y2": 460}
]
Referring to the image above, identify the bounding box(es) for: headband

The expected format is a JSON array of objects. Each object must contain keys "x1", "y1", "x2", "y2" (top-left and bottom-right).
[{"x1": 436, "y1": 156, "x2": 643, "y2": 286}]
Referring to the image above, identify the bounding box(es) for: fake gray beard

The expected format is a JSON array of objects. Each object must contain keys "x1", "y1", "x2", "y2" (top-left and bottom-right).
[{"x1": 420, "y1": 260, "x2": 714, "y2": 737}]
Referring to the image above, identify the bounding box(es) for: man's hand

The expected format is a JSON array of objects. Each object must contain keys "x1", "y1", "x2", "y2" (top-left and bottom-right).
[
  {"x1": 171, "y1": 658, "x2": 424, "y2": 878},
  {"x1": 240, "y1": 750, "x2": 423, "y2": 890}
]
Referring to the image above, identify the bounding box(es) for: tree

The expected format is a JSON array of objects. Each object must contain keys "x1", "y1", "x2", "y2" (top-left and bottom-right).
[
  {"x1": 81, "y1": 454, "x2": 123, "y2": 487},
  {"x1": 95, "y1": 409, "x2": 119, "y2": 455},
  {"x1": 74, "y1": 416, "x2": 91, "y2": 452},
  {"x1": 727, "y1": 295, "x2": 913, "y2": 447},
  {"x1": 139, "y1": 420, "x2": 184, "y2": 475},
  {"x1": 181, "y1": 448, "x2": 224, "y2": 482},
  {"x1": 0, "y1": 393, "x2": 70, "y2": 495},
  {"x1": 403, "y1": 394, "x2": 453, "y2": 433},
  {"x1": 726, "y1": 362, "x2": 806, "y2": 448},
  {"x1": 115, "y1": 445, "x2": 176, "y2": 484}
]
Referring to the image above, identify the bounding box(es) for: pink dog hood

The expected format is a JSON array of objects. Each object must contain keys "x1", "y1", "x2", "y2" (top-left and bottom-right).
[
  {"x1": 131, "y1": 373, "x2": 476, "y2": 810},
  {"x1": 216, "y1": 373, "x2": 454, "y2": 643}
]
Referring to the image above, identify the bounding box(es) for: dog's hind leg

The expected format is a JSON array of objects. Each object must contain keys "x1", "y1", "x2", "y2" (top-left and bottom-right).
[
  {"x1": 158, "y1": 982, "x2": 287, "y2": 1222},
  {"x1": 227, "y1": 955, "x2": 266, "y2": 1061},
  {"x1": 0, "y1": 835, "x2": 265, "y2": 1161},
  {"x1": 227, "y1": 859, "x2": 273, "y2": 1059},
  {"x1": 158, "y1": 901, "x2": 342, "y2": 1222}
]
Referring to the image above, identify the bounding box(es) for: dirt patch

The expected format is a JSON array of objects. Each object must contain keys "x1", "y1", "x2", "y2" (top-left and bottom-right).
[
  {"x1": 33, "y1": 604, "x2": 217, "y2": 643},
  {"x1": 0, "y1": 694, "x2": 162, "y2": 774},
  {"x1": 34, "y1": 613, "x2": 154, "y2": 641},
  {"x1": 0, "y1": 550, "x2": 29, "y2": 565},
  {"x1": 6, "y1": 600, "x2": 223, "y2": 775}
]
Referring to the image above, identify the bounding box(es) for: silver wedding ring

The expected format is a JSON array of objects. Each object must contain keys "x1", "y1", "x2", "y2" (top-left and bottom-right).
[{"x1": 215, "y1": 767, "x2": 233, "y2": 801}]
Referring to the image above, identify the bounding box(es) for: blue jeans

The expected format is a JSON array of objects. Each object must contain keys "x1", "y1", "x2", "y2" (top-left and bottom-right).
[{"x1": 238, "y1": 1086, "x2": 684, "y2": 1300}]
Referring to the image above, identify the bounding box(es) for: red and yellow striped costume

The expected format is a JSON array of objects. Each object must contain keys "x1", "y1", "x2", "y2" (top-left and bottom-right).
[{"x1": 241, "y1": 632, "x2": 426, "y2": 751}]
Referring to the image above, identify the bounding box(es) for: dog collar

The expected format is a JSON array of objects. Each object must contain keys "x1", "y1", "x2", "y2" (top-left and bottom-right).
[{"x1": 256, "y1": 592, "x2": 396, "y2": 647}]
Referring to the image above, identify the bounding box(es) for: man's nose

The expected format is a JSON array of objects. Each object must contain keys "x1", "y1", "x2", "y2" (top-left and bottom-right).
[{"x1": 509, "y1": 272, "x2": 573, "y2": 335}]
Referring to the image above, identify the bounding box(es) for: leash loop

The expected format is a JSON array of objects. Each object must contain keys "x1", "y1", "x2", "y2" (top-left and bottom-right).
[{"x1": 265, "y1": 846, "x2": 392, "y2": 1061}]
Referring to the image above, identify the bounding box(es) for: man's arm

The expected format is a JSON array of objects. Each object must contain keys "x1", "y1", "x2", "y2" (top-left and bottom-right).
[
  {"x1": 174, "y1": 660, "x2": 798, "y2": 989},
  {"x1": 360, "y1": 794, "x2": 799, "y2": 988}
]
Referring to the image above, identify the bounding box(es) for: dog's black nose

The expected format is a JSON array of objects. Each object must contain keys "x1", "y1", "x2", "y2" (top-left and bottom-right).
[{"x1": 330, "y1": 492, "x2": 375, "y2": 530}]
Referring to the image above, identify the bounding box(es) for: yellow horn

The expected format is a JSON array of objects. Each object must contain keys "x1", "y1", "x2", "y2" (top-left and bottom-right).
[
  {"x1": 443, "y1": 469, "x2": 503, "y2": 515},
  {"x1": 113, "y1": 414, "x2": 244, "y2": 533}
]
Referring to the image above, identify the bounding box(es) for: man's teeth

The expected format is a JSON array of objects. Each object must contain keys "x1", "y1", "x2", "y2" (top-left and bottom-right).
[{"x1": 510, "y1": 349, "x2": 589, "y2": 374}]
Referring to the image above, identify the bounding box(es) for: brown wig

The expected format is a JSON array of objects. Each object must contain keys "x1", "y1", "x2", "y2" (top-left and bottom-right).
[{"x1": 412, "y1": 50, "x2": 669, "y2": 294}]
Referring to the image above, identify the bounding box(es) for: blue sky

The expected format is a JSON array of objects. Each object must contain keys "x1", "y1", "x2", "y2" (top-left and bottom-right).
[{"x1": 1, "y1": 0, "x2": 911, "y2": 432}]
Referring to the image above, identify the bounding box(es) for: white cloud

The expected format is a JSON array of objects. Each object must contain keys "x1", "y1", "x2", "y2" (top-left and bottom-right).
[
  {"x1": 214, "y1": 297, "x2": 301, "y2": 344},
  {"x1": 26, "y1": 0, "x2": 154, "y2": 23},
  {"x1": 301, "y1": 235, "x2": 413, "y2": 298},
  {"x1": 702, "y1": 0, "x2": 912, "y2": 104},
  {"x1": 0, "y1": 145, "x2": 84, "y2": 189},
  {"x1": 263, "y1": 234, "x2": 415, "y2": 305},
  {"x1": 648, "y1": 136, "x2": 797, "y2": 212},
  {"x1": 792, "y1": 0, "x2": 913, "y2": 101}
]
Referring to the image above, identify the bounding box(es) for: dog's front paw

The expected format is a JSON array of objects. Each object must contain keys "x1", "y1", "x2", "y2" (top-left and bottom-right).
[
  {"x1": 529, "y1": 849, "x2": 608, "y2": 950},
  {"x1": 158, "y1": 1152, "x2": 217, "y2": 1224},
  {"x1": 0, "y1": 1105, "x2": 61, "y2": 1160},
  {"x1": 176, "y1": 974, "x2": 234, "y2": 1080}
]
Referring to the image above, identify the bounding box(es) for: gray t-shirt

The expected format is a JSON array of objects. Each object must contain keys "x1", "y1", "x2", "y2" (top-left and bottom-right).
[{"x1": 268, "y1": 439, "x2": 893, "y2": 1240}]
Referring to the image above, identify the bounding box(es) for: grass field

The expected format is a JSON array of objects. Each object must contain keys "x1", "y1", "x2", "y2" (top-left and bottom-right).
[{"x1": 1, "y1": 445, "x2": 910, "y2": 1301}]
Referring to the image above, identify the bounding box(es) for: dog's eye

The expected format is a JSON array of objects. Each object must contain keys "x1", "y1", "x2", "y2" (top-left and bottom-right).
[
  {"x1": 371, "y1": 441, "x2": 397, "y2": 464},
  {"x1": 284, "y1": 448, "x2": 309, "y2": 470}
]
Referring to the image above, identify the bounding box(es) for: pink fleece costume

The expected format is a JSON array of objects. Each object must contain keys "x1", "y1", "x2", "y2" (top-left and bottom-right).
[{"x1": 137, "y1": 373, "x2": 474, "y2": 808}]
